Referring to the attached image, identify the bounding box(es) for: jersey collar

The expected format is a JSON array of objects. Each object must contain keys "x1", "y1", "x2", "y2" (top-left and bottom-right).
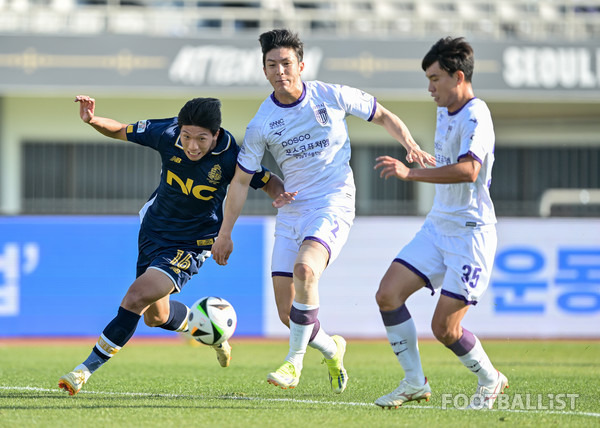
[
  {"x1": 270, "y1": 82, "x2": 306, "y2": 108},
  {"x1": 211, "y1": 128, "x2": 231, "y2": 155},
  {"x1": 448, "y1": 97, "x2": 477, "y2": 116}
]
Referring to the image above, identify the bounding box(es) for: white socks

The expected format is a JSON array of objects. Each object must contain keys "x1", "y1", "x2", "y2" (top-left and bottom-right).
[
  {"x1": 456, "y1": 337, "x2": 498, "y2": 386},
  {"x1": 384, "y1": 317, "x2": 426, "y2": 386},
  {"x1": 286, "y1": 301, "x2": 320, "y2": 371},
  {"x1": 308, "y1": 325, "x2": 337, "y2": 359}
]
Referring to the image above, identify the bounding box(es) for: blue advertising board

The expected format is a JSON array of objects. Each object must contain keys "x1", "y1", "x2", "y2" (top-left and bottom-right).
[{"x1": 0, "y1": 216, "x2": 267, "y2": 337}]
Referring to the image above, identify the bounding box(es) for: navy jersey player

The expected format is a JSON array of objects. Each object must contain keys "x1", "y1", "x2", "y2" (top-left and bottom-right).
[
  {"x1": 59, "y1": 95, "x2": 291, "y2": 396},
  {"x1": 211, "y1": 29, "x2": 435, "y2": 394}
]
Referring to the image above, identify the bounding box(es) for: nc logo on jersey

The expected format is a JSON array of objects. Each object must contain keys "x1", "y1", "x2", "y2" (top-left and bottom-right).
[
  {"x1": 166, "y1": 170, "x2": 217, "y2": 201},
  {"x1": 207, "y1": 164, "x2": 222, "y2": 185},
  {"x1": 313, "y1": 104, "x2": 329, "y2": 125}
]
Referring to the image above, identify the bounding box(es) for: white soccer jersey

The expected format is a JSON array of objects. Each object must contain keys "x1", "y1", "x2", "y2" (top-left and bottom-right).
[
  {"x1": 238, "y1": 80, "x2": 377, "y2": 205},
  {"x1": 427, "y1": 97, "x2": 496, "y2": 234}
]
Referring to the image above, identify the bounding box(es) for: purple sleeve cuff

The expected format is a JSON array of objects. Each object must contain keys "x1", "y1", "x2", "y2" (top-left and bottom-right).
[
  {"x1": 367, "y1": 97, "x2": 377, "y2": 122},
  {"x1": 237, "y1": 161, "x2": 257, "y2": 174},
  {"x1": 458, "y1": 150, "x2": 483, "y2": 164}
]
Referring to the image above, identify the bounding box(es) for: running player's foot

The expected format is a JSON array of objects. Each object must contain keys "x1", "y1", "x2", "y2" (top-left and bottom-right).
[
  {"x1": 375, "y1": 377, "x2": 432, "y2": 409},
  {"x1": 323, "y1": 335, "x2": 348, "y2": 393},
  {"x1": 58, "y1": 369, "x2": 89, "y2": 396},
  {"x1": 467, "y1": 371, "x2": 509, "y2": 410},
  {"x1": 267, "y1": 361, "x2": 301, "y2": 389},
  {"x1": 212, "y1": 341, "x2": 231, "y2": 368}
]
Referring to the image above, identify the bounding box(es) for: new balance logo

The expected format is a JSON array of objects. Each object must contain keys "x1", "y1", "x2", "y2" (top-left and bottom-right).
[{"x1": 170, "y1": 156, "x2": 182, "y2": 163}]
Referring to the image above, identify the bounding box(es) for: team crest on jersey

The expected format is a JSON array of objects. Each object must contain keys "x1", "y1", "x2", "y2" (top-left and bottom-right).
[
  {"x1": 313, "y1": 103, "x2": 329, "y2": 125},
  {"x1": 207, "y1": 164, "x2": 222, "y2": 185},
  {"x1": 137, "y1": 120, "x2": 148, "y2": 133}
]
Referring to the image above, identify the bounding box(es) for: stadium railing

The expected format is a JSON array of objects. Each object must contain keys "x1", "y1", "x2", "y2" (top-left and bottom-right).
[
  {"x1": 539, "y1": 189, "x2": 600, "y2": 217},
  {"x1": 1, "y1": 0, "x2": 600, "y2": 41}
]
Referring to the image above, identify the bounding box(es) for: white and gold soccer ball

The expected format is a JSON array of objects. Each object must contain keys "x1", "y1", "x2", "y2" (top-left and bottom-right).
[{"x1": 188, "y1": 296, "x2": 237, "y2": 345}]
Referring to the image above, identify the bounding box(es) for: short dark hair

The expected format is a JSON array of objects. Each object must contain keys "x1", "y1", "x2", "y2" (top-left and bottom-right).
[
  {"x1": 422, "y1": 37, "x2": 474, "y2": 82},
  {"x1": 177, "y1": 98, "x2": 222, "y2": 135},
  {"x1": 258, "y1": 29, "x2": 304, "y2": 66}
]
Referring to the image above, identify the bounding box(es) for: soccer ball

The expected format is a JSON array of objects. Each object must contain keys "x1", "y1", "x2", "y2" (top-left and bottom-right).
[{"x1": 188, "y1": 296, "x2": 237, "y2": 346}]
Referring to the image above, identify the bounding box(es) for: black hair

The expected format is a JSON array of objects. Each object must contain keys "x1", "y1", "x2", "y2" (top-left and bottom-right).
[
  {"x1": 258, "y1": 29, "x2": 304, "y2": 66},
  {"x1": 177, "y1": 98, "x2": 221, "y2": 135},
  {"x1": 422, "y1": 37, "x2": 474, "y2": 82}
]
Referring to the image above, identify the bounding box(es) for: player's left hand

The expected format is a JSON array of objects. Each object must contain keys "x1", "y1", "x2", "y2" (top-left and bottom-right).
[
  {"x1": 272, "y1": 190, "x2": 298, "y2": 208},
  {"x1": 374, "y1": 156, "x2": 411, "y2": 180},
  {"x1": 406, "y1": 146, "x2": 436, "y2": 168},
  {"x1": 211, "y1": 236, "x2": 233, "y2": 266}
]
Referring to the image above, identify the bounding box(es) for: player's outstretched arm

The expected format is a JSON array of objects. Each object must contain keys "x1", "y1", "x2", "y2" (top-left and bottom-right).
[
  {"x1": 212, "y1": 166, "x2": 253, "y2": 266},
  {"x1": 371, "y1": 103, "x2": 436, "y2": 168},
  {"x1": 74, "y1": 95, "x2": 128, "y2": 141},
  {"x1": 375, "y1": 155, "x2": 480, "y2": 183}
]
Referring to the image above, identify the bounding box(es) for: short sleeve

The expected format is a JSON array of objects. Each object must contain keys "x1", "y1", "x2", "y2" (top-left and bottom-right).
[{"x1": 238, "y1": 122, "x2": 267, "y2": 173}]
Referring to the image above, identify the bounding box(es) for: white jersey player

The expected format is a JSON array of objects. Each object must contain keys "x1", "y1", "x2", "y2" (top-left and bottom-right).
[
  {"x1": 428, "y1": 97, "x2": 496, "y2": 234},
  {"x1": 212, "y1": 29, "x2": 435, "y2": 394},
  {"x1": 238, "y1": 80, "x2": 375, "y2": 271},
  {"x1": 241, "y1": 80, "x2": 375, "y2": 206},
  {"x1": 374, "y1": 36, "x2": 508, "y2": 410}
]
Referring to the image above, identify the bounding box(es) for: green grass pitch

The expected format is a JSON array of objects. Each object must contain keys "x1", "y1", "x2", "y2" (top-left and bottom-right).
[{"x1": 0, "y1": 338, "x2": 599, "y2": 427}]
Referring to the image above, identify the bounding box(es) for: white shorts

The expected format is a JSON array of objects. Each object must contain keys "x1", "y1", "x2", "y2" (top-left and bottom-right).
[
  {"x1": 395, "y1": 219, "x2": 497, "y2": 305},
  {"x1": 271, "y1": 202, "x2": 354, "y2": 275}
]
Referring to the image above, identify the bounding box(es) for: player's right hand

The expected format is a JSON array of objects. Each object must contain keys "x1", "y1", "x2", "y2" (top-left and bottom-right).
[
  {"x1": 74, "y1": 95, "x2": 95, "y2": 124},
  {"x1": 272, "y1": 190, "x2": 298, "y2": 209},
  {"x1": 374, "y1": 155, "x2": 411, "y2": 180},
  {"x1": 211, "y1": 236, "x2": 233, "y2": 266}
]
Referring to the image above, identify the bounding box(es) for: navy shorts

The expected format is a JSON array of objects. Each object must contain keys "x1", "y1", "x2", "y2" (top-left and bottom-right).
[{"x1": 136, "y1": 230, "x2": 211, "y2": 293}]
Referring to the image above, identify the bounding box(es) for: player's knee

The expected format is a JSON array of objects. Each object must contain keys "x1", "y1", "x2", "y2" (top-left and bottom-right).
[
  {"x1": 143, "y1": 312, "x2": 167, "y2": 327},
  {"x1": 375, "y1": 279, "x2": 399, "y2": 310},
  {"x1": 375, "y1": 287, "x2": 389, "y2": 309},
  {"x1": 431, "y1": 321, "x2": 461, "y2": 346},
  {"x1": 293, "y1": 262, "x2": 315, "y2": 283},
  {"x1": 121, "y1": 286, "x2": 151, "y2": 312}
]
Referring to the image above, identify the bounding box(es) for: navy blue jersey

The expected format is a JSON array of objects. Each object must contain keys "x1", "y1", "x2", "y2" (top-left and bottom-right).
[{"x1": 126, "y1": 117, "x2": 270, "y2": 248}]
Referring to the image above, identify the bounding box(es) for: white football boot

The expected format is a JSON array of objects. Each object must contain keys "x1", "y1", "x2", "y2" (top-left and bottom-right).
[
  {"x1": 375, "y1": 377, "x2": 432, "y2": 409},
  {"x1": 467, "y1": 371, "x2": 509, "y2": 410}
]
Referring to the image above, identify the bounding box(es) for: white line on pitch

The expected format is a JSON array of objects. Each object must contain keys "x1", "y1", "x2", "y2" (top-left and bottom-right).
[{"x1": 2, "y1": 386, "x2": 599, "y2": 418}]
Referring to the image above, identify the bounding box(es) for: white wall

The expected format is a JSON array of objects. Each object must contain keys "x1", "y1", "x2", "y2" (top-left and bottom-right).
[{"x1": 263, "y1": 217, "x2": 600, "y2": 339}]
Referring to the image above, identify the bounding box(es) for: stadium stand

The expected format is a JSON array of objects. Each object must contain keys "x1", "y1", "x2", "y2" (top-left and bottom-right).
[{"x1": 1, "y1": 0, "x2": 600, "y2": 40}]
